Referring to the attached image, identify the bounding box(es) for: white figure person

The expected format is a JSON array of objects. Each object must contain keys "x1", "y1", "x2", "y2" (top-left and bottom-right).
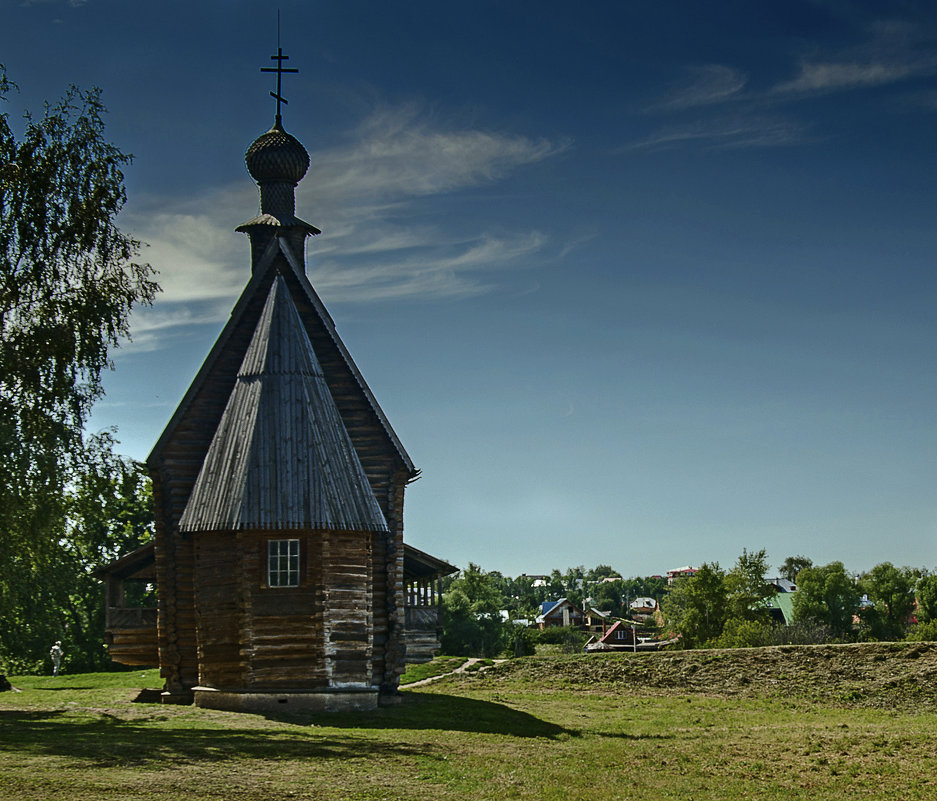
[{"x1": 50, "y1": 641, "x2": 64, "y2": 676}]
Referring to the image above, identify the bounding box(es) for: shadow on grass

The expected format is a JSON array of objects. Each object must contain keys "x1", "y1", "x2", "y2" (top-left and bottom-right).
[
  {"x1": 592, "y1": 730, "x2": 674, "y2": 740},
  {"x1": 284, "y1": 692, "x2": 575, "y2": 739},
  {"x1": 0, "y1": 694, "x2": 572, "y2": 768},
  {"x1": 35, "y1": 686, "x2": 96, "y2": 692},
  {"x1": 0, "y1": 709, "x2": 429, "y2": 768}
]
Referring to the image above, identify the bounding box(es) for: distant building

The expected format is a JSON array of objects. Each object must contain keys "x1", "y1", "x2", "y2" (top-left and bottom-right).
[
  {"x1": 537, "y1": 599, "x2": 608, "y2": 632},
  {"x1": 629, "y1": 597, "x2": 658, "y2": 617},
  {"x1": 667, "y1": 566, "x2": 698, "y2": 585}
]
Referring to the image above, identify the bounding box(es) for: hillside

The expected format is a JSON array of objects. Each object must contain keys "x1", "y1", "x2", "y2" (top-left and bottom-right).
[{"x1": 470, "y1": 641, "x2": 937, "y2": 710}]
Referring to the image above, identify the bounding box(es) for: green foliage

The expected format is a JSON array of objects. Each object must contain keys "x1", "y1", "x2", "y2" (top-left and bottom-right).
[
  {"x1": 662, "y1": 562, "x2": 728, "y2": 648},
  {"x1": 779, "y1": 555, "x2": 813, "y2": 583},
  {"x1": 708, "y1": 617, "x2": 774, "y2": 649},
  {"x1": 792, "y1": 561, "x2": 861, "y2": 638},
  {"x1": 905, "y1": 620, "x2": 937, "y2": 642},
  {"x1": 725, "y1": 548, "x2": 775, "y2": 623},
  {"x1": 586, "y1": 564, "x2": 618, "y2": 581},
  {"x1": 510, "y1": 625, "x2": 538, "y2": 657},
  {"x1": 592, "y1": 579, "x2": 623, "y2": 616},
  {"x1": 859, "y1": 563, "x2": 918, "y2": 639},
  {"x1": 536, "y1": 626, "x2": 590, "y2": 653},
  {"x1": 440, "y1": 563, "x2": 508, "y2": 657},
  {"x1": 0, "y1": 68, "x2": 157, "y2": 673},
  {"x1": 0, "y1": 434, "x2": 154, "y2": 673},
  {"x1": 917, "y1": 575, "x2": 937, "y2": 623}
]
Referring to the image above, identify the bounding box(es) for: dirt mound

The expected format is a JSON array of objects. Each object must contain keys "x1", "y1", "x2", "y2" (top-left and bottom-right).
[{"x1": 481, "y1": 641, "x2": 937, "y2": 710}]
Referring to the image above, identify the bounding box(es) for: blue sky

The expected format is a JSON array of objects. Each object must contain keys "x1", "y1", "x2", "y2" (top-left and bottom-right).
[{"x1": 3, "y1": 0, "x2": 936, "y2": 578}]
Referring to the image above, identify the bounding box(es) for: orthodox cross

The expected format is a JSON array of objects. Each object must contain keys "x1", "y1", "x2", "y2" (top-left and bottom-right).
[{"x1": 262, "y1": 46, "x2": 298, "y2": 125}]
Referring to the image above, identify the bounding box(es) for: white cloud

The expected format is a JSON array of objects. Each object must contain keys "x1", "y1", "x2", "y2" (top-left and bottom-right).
[
  {"x1": 121, "y1": 105, "x2": 565, "y2": 348},
  {"x1": 650, "y1": 65, "x2": 747, "y2": 111},
  {"x1": 302, "y1": 104, "x2": 564, "y2": 204}
]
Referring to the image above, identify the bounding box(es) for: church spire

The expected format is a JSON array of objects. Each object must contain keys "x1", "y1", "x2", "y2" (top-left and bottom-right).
[{"x1": 236, "y1": 42, "x2": 320, "y2": 269}]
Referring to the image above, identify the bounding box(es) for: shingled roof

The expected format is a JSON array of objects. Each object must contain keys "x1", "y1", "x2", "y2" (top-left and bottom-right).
[{"x1": 178, "y1": 275, "x2": 388, "y2": 534}]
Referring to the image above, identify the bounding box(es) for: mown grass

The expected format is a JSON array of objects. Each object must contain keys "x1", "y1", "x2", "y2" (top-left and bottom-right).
[{"x1": 2, "y1": 652, "x2": 937, "y2": 800}]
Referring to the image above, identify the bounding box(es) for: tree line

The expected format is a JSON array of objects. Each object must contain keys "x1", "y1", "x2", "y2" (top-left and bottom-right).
[{"x1": 438, "y1": 551, "x2": 937, "y2": 657}]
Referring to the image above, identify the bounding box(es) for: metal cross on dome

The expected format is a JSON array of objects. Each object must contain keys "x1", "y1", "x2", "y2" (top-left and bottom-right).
[{"x1": 262, "y1": 45, "x2": 298, "y2": 125}]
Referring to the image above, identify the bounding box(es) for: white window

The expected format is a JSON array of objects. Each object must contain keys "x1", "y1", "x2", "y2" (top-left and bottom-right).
[{"x1": 267, "y1": 539, "x2": 300, "y2": 587}]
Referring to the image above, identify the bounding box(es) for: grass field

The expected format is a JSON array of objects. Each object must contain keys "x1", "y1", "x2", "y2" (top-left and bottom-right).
[{"x1": 2, "y1": 644, "x2": 937, "y2": 800}]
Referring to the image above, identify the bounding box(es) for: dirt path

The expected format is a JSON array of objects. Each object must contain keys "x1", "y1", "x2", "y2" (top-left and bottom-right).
[{"x1": 405, "y1": 658, "x2": 506, "y2": 688}]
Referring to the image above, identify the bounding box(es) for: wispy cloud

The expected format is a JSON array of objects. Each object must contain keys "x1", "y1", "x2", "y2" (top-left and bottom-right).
[
  {"x1": 121, "y1": 105, "x2": 565, "y2": 349},
  {"x1": 624, "y1": 116, "x2": 806, "y2": 152},
  {"x1": 772, "y1": 18, "x2": 937, "y2": 96},
  {"x1": 629, "y1": 17, "x2": 937, "y2": 154},
  {"x1": 632, "y1": 63, "x2": 801, "y2": 152},
  {"x1": 773, "y1": 59, "x2": 924, "y2": 95},
  {"x1": 18, "y1": 0, "x2": 86, "y2": 7},
  {"x1": 304, "y1": 104, "x2": 564, "y2": 203},
  {"x1": 310, "y1": 231, "x2": 547, "y2": 303},
  {"x1": 650, "y1": 65, "x2": 747, "y2": 111}
]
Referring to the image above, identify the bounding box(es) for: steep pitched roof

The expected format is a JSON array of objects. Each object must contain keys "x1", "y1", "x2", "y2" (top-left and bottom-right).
[
  {"x1": 148, "y1": 237, "x2": 415, "y2": 478},
  {"x1": 178, "y1": 275, "x2": 388, "y2": 533}
]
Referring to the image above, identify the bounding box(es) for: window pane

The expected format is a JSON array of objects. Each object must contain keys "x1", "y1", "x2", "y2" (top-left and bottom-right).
[{"x1": 267, "y1": 539, "x2": 300, "y2": 587}]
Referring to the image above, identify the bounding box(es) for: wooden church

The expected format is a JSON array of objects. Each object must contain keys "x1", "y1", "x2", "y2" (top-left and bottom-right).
[{"x1": 97, "y1": 58, "x2": 455, "y2": 712}]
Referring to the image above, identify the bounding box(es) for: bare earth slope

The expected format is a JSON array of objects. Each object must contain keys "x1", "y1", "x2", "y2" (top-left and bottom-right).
[{"x1": 480, "y1": 642, "x2": 937, "y2": 710}]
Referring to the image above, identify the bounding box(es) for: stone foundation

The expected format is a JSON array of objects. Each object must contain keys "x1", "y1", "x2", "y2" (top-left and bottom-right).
[{"x1": 192, "y1": 686, "x2": 378, "y2": 714}]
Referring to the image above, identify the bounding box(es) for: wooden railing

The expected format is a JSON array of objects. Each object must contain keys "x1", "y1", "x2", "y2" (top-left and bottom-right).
[
  {"x1": 405, "y1": 605, "x2": 441, "y2": 630},
  {"x1": 106, "y1": 607, "x2": 157, "y2": 630}
]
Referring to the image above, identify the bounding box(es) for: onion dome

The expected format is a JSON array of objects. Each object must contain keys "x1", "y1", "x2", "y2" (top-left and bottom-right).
[
  {"x1": 245, "y1": 120, "x2": 310, "y2": 185},
  {"x1": 237, "y1": 118, "x2": 320, "y2": 242}
]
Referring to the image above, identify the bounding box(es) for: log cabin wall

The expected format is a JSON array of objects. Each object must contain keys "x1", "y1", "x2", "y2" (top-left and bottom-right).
[
  {"x1": 320, "y1": 530, "x2": 373, "y2": 688},
  {"x1": 193, "y1": 532, "x2": 246, "y2": 689},
  {"x1": 244, "y1": 531, "x2": 327, "y2": 689},
  {"x1": 379, "y1": 473, "x2": 409, "y2": 689},
  {"x1": 152, "y1": 473, "x2": 199, "y2": 699},
  {"x1": 242, "y1": 529, "x2": 373, "y2": 691}
]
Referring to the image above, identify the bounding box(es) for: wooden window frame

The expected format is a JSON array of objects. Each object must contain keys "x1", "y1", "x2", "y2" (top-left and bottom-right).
[{"x1": 266, "y1": 538, "x2": 301, "y2": 588}]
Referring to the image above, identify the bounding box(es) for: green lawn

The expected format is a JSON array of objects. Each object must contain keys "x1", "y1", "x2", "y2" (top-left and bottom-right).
[{"x1": 2, "y1": 655, "x2": 937, "y2": 800}]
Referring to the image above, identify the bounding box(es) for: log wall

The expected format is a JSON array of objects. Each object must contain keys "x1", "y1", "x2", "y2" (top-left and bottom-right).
[{"x1": 194, "y1": 533, "x2": 246, "y2": 689}]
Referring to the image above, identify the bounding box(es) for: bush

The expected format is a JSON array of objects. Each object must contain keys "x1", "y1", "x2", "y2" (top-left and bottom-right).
[
  {"x1": 905, "y1": 620, "x2": 937, "y2": 642},
  {"x1": 508, "y1": 626, "x2": 537, "y2": 657},
  {"x1": 708, "y1": 618, "x2": 774, "y2": 649},
  {"x1": 537, "y1": 627, "x2": 590, "y2": 653},
  {"x1": 767, "y1": 621, "x2": 836, "y2": 646}
]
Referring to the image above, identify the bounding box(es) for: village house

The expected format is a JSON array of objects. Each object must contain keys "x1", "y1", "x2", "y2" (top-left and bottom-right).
[
  {"x1": 536, "y1": 599, "x2": 608, "y2": 633},
  {"x1": 628, "y1": 597, "x2": 658, "y2": 621},
  {"x1": 667, "y1": 566, "x2": 698, "y2": 585},
  {"x1": 585, "y1": 620, "x2": 677, "y2": 652}
]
